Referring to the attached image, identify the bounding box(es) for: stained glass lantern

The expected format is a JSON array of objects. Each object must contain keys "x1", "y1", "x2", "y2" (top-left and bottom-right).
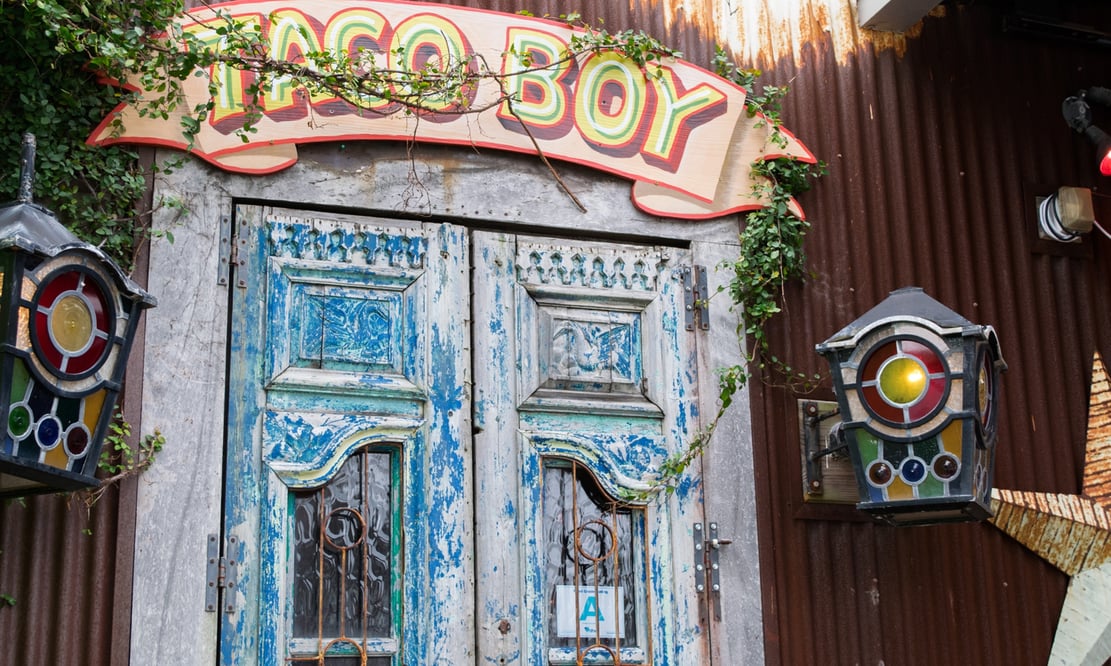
[
  {"x1": 0, "y1": 134, "x2": 155, "y2": 497},
  {"x1": 815, "y1": 287, "x2": 1006, "y2": 526}
]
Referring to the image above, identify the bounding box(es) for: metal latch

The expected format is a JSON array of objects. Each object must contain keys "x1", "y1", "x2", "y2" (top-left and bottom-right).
[
  {"x1": 206, "y1": 533, "x2": 240, "y2": 613},
  {"x1": 682, "y1": 266, "x2": 710, "y2": 331},
  {"x1": 694, "y1": 522, "x2": 733, "y2": 620}
]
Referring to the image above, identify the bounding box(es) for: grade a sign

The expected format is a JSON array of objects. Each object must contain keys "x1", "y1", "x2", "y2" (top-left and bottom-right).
[{"x1": 555, "y1": 585, "x2": 626, "y2": 639}]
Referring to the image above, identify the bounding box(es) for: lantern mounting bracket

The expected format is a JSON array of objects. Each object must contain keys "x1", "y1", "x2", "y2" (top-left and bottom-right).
[
  {"x1": 813, "y1": 287, "x2": 1006, "y2": 524},
  {"x1": 802, "y1": 400, "x2": 846, "y2": 495}
]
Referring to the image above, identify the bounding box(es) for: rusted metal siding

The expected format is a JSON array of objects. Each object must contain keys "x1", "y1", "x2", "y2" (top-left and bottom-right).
[
  {"x1": 440, "y1": 0, "x2": 1111, "y2": 659},
  {"x1": 448, "y1": 0, "x2": 1111, "y2": 662},
  {"x1": 164, "y1": 0, "x2": 1111, "y2": 664},
  {"x1": 4, "y1": 1, "x2": 1108, "y2": 664},
  {"x1": 744, "y1": 2, "x2": 1111, "y2": 665},
  {"x1": 0, "y1": 486, "x2": 127, "y2": 665},
  {"x1": 0, "y1": 307, "x2": 145, "y2": 666}
]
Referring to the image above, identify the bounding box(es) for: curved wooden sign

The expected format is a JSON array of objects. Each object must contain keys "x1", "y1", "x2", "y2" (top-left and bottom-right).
[{"x1": 88, "y1": 0, "x2": 815, "y2": 220}]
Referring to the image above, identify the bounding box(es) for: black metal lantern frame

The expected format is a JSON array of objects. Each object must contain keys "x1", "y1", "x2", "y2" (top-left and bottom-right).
[
  {"x1": 815, "y1": 287, "x2": 1006, "y2": 526},
  {"x1": 0, "y1": 134, "x2": 155, "y2": 496}
]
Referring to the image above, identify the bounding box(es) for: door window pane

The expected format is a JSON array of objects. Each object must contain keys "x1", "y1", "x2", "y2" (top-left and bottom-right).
[
  {"x1": 290, "y1": 659, "x2": 392, "y2": 666},
  {"x1": 543, "y1": 460, "x2": 646, "y2": 664},
  {"x1": 290, "y1": 658, "x2": 392, "y2": 666},
  {"x1": 290, "y1": 448, "x2": 398, "y2": 662}
]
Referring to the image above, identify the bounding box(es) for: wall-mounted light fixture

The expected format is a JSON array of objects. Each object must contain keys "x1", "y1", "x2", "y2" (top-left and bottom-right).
[
  {"x1": 0, "y1": 134, "x2": 155, "y2": 497},
  {"x1": 811, "y1": 287, "x2": 1006, "y2": 526},
  {"x1": 1036, "y1": 186, "x2": 1096, "y2": 243},
  {"x1": 1062, "y1": 86, "x2": 1111, "y2": 177}
]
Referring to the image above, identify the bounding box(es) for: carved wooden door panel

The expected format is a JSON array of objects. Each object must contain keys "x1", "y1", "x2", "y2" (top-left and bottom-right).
[
  {"x1": 473, "y1": 232, "x2": 708, "y2": 665},
  {"x1": 221, "y1": 206, "x2": 472, "y2": 665},
  {"x1": 221, "y1": 210, "x2": 706, "y2": 665}
]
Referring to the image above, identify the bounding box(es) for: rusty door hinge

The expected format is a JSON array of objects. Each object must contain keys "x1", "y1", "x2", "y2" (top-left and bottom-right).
[
  {"x1": 218, "y1": 214, "x2": 250, "y2": 289},
  {"x1": 694, "y1": 522, "x2": 732, "y2": 621},
  {"x1": 682, "y1": 266, "x2": 709, "y2": 331},
  {"x1": 206, "y1": 533, "x2": 240, "y2": 613}
]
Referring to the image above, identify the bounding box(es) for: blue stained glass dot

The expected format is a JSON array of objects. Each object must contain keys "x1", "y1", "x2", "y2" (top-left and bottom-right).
[
  {"x1": 901, "y1": 457, "x2": 927, "y2": 485},
  {"x1": 37, "y1": 417, "x2": 61, "y2": 448}
]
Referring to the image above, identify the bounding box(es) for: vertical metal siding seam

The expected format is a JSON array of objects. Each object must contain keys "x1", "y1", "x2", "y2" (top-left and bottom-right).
[{"x1": 750, "y1": 0, "x2": 1110, "y2": 662}]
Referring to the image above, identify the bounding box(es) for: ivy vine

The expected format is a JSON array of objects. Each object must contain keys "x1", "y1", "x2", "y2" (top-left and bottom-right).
[
  {"x1": 642, "y1": 51, "x2": 826, "y2": 498},
  {"x1": 0, "y1": 4, "x2": 148, "y2": 270},
  {"x1": 76, "y1": 410, "x2": 166, "y2": 508},
  {"x1": 5, "y1": 1, "x2": 823, "y2": 499},
  {"x1": 2, "y1": 4, "x2": 169, "y2": 495}
]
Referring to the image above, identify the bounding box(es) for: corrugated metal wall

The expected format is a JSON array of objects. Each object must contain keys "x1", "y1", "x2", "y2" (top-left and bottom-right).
[
  {"x1": 751, "y1": 3, "x2": 1111, "y2": 664},
  {"x1": 463, "y1": 0, "x2": 1110, "y2": 662},
  {"x1": 444, "y1": 0, "x2": 1111, "y2": 658},
  {"x1": 0, "y1": 296, "x2": 147, "y2": 665},
  {"x1": 662, "y1": 3, "x2": 1111, "y2": 666},
  {"x1": 3, "y1": 1, "x2": 1109, "y2": 664},
  {"x1": 450, "y1": 2, "x2": 1111, "y2": 663},
  {"x1": 0, "y1": 485, "x2": 131, "y2": 665}
]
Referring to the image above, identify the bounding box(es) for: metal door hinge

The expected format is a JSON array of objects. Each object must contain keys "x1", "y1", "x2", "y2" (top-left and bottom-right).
[
  {"x1": 682, "y1": 266, "x2": 709, "y2": 331},
  {"x1": 206, "y1": 533, "x2": 240, "y2": 613},
  {"x1": 694, "y1": 522, "x2": 732, "y2": 621},
  {"x1": 218, "y1": 214, "x2": 249, "y2": 289}
]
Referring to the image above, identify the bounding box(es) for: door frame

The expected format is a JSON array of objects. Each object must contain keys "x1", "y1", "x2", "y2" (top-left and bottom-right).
[{"x1": 130, "y1": 143, "x2": 764, "y2": 665}]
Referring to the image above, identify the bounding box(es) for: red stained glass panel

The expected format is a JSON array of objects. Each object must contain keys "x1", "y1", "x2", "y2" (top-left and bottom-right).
[{"x1": 31, "y1": 269, "x2": 112, "y2": 378}]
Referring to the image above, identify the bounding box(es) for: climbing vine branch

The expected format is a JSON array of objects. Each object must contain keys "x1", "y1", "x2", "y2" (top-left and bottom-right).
[
  {"x1": 9, "y1": 1, "x2": 683, "y2": 258},
  {"x1": 35, "y1": 2, "x2": 680, "y2": 153},
  {"x1": 7, "y1": 2, "x2": 822, "y2": 501},
  {"x1": 629, "y1": 49, "x2": 826, "y2": 500},
  {"x1": 75, "y1": 410, "x2": 165, "y2": 508}
]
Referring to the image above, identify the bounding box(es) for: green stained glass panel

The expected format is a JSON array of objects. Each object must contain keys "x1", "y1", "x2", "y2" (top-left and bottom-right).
[
  {"x1": 917, "y1": 474, "x2": 945, "y2": 498},
  {"x1": 11, "y1": 359, "x2": 29, "y2": 401},
  {"x1": 885, "y1": 445, "x2": 908, "y2": 468},
  {"x1": 915, "y1": 438, "x2": 940, "y2": 463},
  {"x1": 856, "y1": 432, "x2": 880, "y2": 463}
]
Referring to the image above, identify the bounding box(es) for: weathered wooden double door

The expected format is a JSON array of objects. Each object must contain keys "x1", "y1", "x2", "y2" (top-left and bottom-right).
[{"x1": 219, "y1": 206, "x2": 707, "y2": 664}]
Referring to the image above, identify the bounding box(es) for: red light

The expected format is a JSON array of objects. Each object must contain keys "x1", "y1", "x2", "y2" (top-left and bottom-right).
[{"x1": 1101, "y1": 148, "x2": 1111, "y2": 176}]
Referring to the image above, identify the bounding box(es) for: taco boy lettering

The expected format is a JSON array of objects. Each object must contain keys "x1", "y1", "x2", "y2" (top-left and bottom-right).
[{"x1": 88, "y1": 0, "x2": 814, "y2": 219}]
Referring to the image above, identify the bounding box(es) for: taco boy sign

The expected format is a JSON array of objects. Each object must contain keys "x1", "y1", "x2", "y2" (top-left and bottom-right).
[{"x1": 88, "y1": 0, "x2": 814, "y2": 220}]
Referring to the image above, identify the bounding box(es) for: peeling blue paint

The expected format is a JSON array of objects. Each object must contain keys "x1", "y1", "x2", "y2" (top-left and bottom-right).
[
  {"x1": 226, "y1": 215, "x2": 474, "y2": 665},
  {"x1": 226, "y1": 219, "x2": 707, "y2": 664}
]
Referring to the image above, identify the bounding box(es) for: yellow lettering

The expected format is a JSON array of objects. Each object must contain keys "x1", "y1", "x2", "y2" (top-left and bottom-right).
[
  {"x1": 181, "y1": 15, "x2": 262, "y2": 128},
  {"x1": 643, "y1": 69, "x2": 727, "y2": 169},
  {"x1": 265, "y1": 9, "x2": 332, "y2": 116},
  {"x1": 498, "y1": 27, "x2": 573, "y2": 136},
  {"x1": 322, "y1": 8, "x2": 393, "y2": 112},
  {"x1": 574, "y1": 52, "x2": 645, "y2": 152},
  {"x1": 388, "y1": 14, "x2": 475, "y2": 115}
]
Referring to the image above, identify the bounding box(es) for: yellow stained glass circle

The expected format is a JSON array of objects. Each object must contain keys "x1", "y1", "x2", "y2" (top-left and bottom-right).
[
  {"x1": 50, "y1": 294, "x2": 93, "y2": 353},
  {"x1": 878, "y1": 357, "x2": 927, "y2": 405},
  {"x1": 978, "y1": 363, "x2": 990, "y2": 418}
]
